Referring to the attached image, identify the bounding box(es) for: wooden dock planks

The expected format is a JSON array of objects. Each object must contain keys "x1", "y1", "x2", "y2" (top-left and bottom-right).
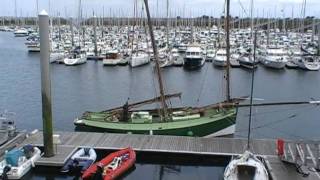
[{"x1": 9, "y1": 131, "x2": 320, "y2": 180}]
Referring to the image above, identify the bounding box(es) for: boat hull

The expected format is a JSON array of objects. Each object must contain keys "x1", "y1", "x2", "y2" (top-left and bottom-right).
[
  {"x1": 61, "y1": 148, "x2": 96, "y2": 173},
  {"x1": 82, "y1": 148, "x2": 136, "y2": 180},
  {"x1": 224, "y1": 151, "x2": 269, "y2": 180},
  {"x1": 75, "y1": 108, "x2": 237, "y2": 137},
  {"x1": 0, "y1": 147, "x2": 41, "y2": 179},
  {"x1": 103, "y1": 59, "x2": 120, "y2": 66},
  {"x1": 183, "y1": 57, "x2": 205, "y2": 69},
  {"x1": 260, "y1": 58, "x2": 286, "y2": 69},
  {"x1": 64, "y1": 57, "x2": 87, "y2": 66},
  {"x1": 213, "y1": 59, "x2": 227, "y2": 67}
]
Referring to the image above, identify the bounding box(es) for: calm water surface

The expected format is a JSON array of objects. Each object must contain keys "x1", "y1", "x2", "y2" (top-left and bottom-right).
[{"x1": 1, "y1": 32, "x2": 320, "y2": 179}]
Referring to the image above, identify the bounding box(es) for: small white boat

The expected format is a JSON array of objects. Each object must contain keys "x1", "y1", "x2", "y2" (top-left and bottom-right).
[
  {"x1": 64, "y1": 53, "x2": 87, "y2": 66},
  {"x1": 129, "y1": 50, "x2": 150, "y2": 67},
  {"x1": 259, "y1": 48, "x2": 287, "y2": 69},
  {"x1": 26, "y1": 42, "x2": 40, "y2": 52},
  {"x1": 13, "y1": 29, "x2": 28, "y2": 37},
  {"x1": 61, "y1": 147, "x2": 97, "y2": 173},
  {"x1": 238, "y1": 52, "x2": 257, "y2": 69},
  {"x1": 224, "y1": 151, "x2": 269, "y2": 180},
  {"x1": 183, "y1": 46, "x2": 205, "y2": 69},
  {"x1": 206, "y1": 49, "x2": 215, "y2": 62},
  {"x1": 50, "y1": 51, "x2": 66, "y2": 63},
  {"x1": 103, "y1": 50, "x2": 122, "y2": 66},
  {"x1": 0, "y1": 111, "x2": 16, "y2": 145},
  {"x1": 213, "y1": 49, "x2": 227, "y2": 67},
  {"x1": 0, "y1": 145, "x2": 41, "y2": 179},
  {"x1": 294, "y1": 55, "x2": 320, "y2": 71},
  {"x1": 171, "y1": 48, "x2": 183, "y2": 66}
]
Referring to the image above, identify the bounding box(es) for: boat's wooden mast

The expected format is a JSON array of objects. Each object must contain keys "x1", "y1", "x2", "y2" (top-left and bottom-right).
[
  {"x1": 225, "y1": 0, "x2": 231, "y2": 102},
  {"x1": 143, "y1": 0, "x2": 169, "y2": 121}
]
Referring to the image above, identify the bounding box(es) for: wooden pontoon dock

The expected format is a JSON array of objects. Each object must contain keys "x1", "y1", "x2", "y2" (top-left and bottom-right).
[{"x1": 2, "y1": 130, "x2": 320, "y2": 180}]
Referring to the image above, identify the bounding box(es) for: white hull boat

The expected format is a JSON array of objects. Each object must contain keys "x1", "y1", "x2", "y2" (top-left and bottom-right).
[
  {"x1": 0, "y1": 145, "x2": 41, "y2": 179},
  {"x1": 103, "y1": 50, "x2": 122, "y2": 66},
  {"x1": 213, "y1": 49, "x2": 227, "y2": 67},
  {"x1": 294, "y1": 56, "x2": 320, "y2": 71},
  {"x1": 64, "y1": 54, "x2": 87, "y2": 66},
  {"x1": 160, "y1": 58, "x2": 174, "y2": 68},
  {"x1": 50, "y1": 52, "x2": 66, "y2": 63},
  {"x1": 238, "y1": 55, "x2": 257, "y2": 69},
  {"x1": 261, "y1": 57, "x2": 286, "y2": 69},
  {"x1": 224, "y1": 151, "x2": 269, "y2": 180},
  {"x1": 13, "y1": 29, "x2": 28, "y2": 37},
  {"x1": 130, "y1": 52, "x2": 150, "y2": 67},
  {"x1": 103, "y1": 59, "x2": 121, "y2": 66},
  {"x1": 27, "y1": 45, "x2": 40, "y2": 52},
  {"x1": 61, "y1": 148, "x2": 97, "y2": 173},
  {"x1": 183, "y1": 46, "x2": 205, "y2": 69},
  {"x1": 259, "y1": 48, "x2": 287, "y2": 69}
]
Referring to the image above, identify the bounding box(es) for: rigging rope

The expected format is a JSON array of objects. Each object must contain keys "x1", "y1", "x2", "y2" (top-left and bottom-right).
[
  {"x1": 196, "y1": 63, "x2": 210, "y2": 106},
  {"x1": 236, "y1": 104, "x2": 313, "y2": 119},
  {"x1": 128, "y1": 66, "x2": 134, "y2": 103},
  {"x1": 235, "y1": 105, "x2": 319, "y2": 139},
  {"x1": 237, "y1": 0, "x2": 249, "y2": 17}
]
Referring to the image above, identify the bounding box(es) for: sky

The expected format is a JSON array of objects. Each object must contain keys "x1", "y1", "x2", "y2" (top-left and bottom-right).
[{"x1": 0, "y1": 0, "x2": 319, "y2": 18}]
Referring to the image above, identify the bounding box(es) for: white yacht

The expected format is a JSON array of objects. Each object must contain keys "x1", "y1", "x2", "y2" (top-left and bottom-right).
[
  {"x1": 238, "y1": 50, "x2": 257, "y2": 69},
  {"x1": 224, "y1": 151, "x2": 269, "y2": 180},
  {"x1": 213, "y1": 49, "x2": 227, "y2": 67},
  {"x1": 64, "y1": 50, "x2": 87, "y2": 66},
  {"x1": 206, "y1": 47, "x2": 216, "y2": 62},
  {"x1": 13, "y1": 29, "x2": 29, "y2": 37},
  {"x1": 294, "y1": 55, "x2": 320, "y2": 71},
  {"x1": 0, "y1": 145, "x2": 41, "y2": 179},
  {"x1": 26, "y1": 42, "x2": 40, "y2": 52},
  {"x1": 183, "y1": 46, "x2": 205, "y2": 69},
  {"x1": 129, "y1": 50, "x2": 150, "y2": 67},
  {"x1": 259, "y1": 47, "x2": 288, "y2": 69},
  {"x1": 50, "y1": 51, "x2": 66, "y2": 63},
  {"x1": 171, "y1": 48, "x2": 183, "y2": 66},
  {"x1": 103, "y1": 50, "x2": 122, "y2": 66}
]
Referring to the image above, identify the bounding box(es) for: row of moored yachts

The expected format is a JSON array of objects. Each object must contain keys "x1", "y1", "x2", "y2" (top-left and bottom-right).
[{"x1": 4, "y1": 25, "x2": 320, "y2": 70}]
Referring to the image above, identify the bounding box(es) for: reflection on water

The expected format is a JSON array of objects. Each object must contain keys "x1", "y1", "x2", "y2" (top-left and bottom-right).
[
  {"x1": 28, "y1": 164, "x2": 225, "y2": 180},
  {"x1": 27, "y1": 151, "x2": 228, "y2": 180}
]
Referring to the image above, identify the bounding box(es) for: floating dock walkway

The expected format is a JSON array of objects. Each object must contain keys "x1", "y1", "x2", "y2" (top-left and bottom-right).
[{"x1": 4, "y1": 130, "x2": 320, "y2": 180}]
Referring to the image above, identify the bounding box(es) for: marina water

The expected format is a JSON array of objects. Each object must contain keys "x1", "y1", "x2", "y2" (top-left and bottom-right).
[{"x1": 1, "y1": 32, "x2": 320, "y2": 178}]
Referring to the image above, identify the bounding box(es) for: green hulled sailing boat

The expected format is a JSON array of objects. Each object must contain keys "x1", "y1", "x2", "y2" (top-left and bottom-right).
[{"x1": 74, "y1": 0, "x2": 240, "y2": 137}]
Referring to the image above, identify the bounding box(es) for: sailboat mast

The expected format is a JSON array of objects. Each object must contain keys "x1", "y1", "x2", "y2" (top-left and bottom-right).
[
  {"x1": 143, "y1": 0, "x2": 168, "y2": 120},
  {"x1": 247, "y1": 29, "x2": 257, "y2": 150},
  {"x1": 166, "y1": 0, "x2": 169, "y2": 49},
  {"x1": 225, "y1": 0, "x2": 231, "y2": 101},
  {"x1": 250, "y1": 0, "x2": 254, "y2": 40},
  {"x1": 78, "y1": 0, "x2": 82, "y2": 47}
]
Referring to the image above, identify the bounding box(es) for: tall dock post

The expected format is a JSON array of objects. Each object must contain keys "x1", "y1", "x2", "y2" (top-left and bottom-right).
[{"x1": 39, "y1": 10, "x2": 54, "y2": 157}]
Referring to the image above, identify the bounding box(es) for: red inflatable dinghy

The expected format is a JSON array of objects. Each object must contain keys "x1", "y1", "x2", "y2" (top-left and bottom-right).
[{"x1": 82, "y1": 147, "x2": 136, "y2": 180}]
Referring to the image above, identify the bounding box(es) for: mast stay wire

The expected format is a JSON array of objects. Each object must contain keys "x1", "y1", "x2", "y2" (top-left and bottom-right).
[
  {"x1": 236, "y1": 104, "x2": 314, "y2": 119},
  {"x1": 237, "y1": 0, "x2": 249, "y2": 17},
  {"x1": 235, "y1": 105, "x2": 319, "y2": 139},
  {"x1": 196, "y1": 63, "x2": 210, "y2": 106}
]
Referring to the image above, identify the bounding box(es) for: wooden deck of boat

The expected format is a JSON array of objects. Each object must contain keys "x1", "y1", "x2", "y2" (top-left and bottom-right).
[{"x1": 13, "y1": 131, "x2": 320, "y2": 179}]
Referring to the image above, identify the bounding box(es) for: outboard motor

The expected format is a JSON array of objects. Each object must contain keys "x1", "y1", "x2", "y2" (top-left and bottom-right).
[
  {"x1": 92, "y1": 164, "x2": 104, "y2": 180},
  {"x1": 84, "y1": 148, "x2": 90, "y2": 156},
  {"x1": 1, "y1": 165, "x2": 11, "y2": 180}
]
